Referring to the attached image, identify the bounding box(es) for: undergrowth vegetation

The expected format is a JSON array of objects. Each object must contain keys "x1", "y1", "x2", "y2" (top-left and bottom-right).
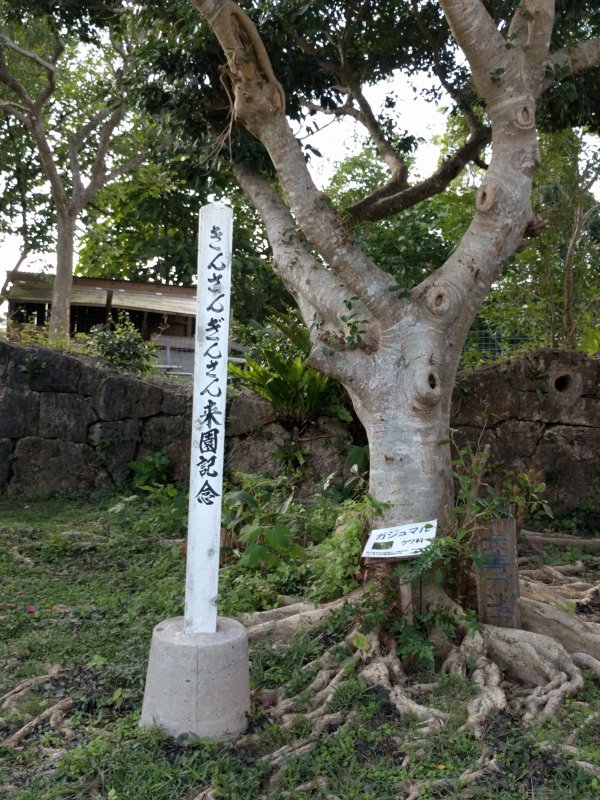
[
  {"x1": 1, "y1": 485, "x2": 600, "y2": 799},
  {"x1": 4, "y1": 315, "x2": 158, "y2": 375}
]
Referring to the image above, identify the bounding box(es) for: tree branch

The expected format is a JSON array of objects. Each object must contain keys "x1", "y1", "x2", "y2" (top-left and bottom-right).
[
  {"x1": 232, "y1": 162, "x2": 372, "y2": 341},
  {"x1": 105, "y1": 152, "x2": 146, "y2": 184},
  {"x1": 0, "y1": 32, "x2": 56, "y2": 72},
  {"x1": 347, "y1": 81, "x2": 408, "y2": 183},
  {"x1": 439, "y1": 0, "x2": 507, "y2": 100},
  {"x1": 78, "y1": 104, "x2": 128, "y2": 210},
  {"x1": 409, "y1": 0, "x2": 482, "y2": 135},
  {"x1": 0, "y1": 47, "x2": 34, "y2": 110},
  {"x1": 68, "y1": 108, "x2": 114, "y2": 203},
  {"x1": 34, "y1": 32, "x2": 65, "y2": 112},
  {"x1": 543, "y1": 38, "x2": 600, "y2": 93},
  {"x1": 194, "y1": 0, "x2": 397, "y2": 318},
  {"x1": 346, "y1": 125, "x2": 490, "y2": 223},
  {"x1": 0, "y1": 99, "x2": 30, "y2": 125}
]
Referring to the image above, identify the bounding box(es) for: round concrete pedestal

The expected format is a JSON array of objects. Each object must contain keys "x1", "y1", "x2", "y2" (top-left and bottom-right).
[{"x1": 139, "y1": 616, "x2": 250, "y2": 740}]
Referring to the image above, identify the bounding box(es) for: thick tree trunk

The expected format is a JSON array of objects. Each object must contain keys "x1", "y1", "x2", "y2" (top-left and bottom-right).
[
  {"x1": 49, "y1": 212, "x2": 76, "y2": 339},
  {"x1": 352, "y1": 388, "x2": 452, "y2": 527}
]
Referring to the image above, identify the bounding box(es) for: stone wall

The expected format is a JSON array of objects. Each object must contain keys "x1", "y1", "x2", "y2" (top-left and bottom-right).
[
  {"x1": 0, "y1": 340, "x2": 193, "y2": 494},
  {"x1": 1, "y1": 340, "x2": 598, "y2": 512},
  {"x1": 452, "y1": 349, "x2": 600, "y2": 512}
]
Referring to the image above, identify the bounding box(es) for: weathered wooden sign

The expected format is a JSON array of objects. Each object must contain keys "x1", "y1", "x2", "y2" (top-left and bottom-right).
[
  {"x1": 362, "y1": 520, "x2": 437, "y2": 559},
  {"x1": 184, "y1": 203, "x2": 233, "y2": 635},
  {"x1": 476, "y1": 518, "x2": 521, "y2": 628}
]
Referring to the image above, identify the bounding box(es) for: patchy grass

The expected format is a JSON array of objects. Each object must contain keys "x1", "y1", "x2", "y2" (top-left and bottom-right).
[{"x1": 1, "y1": 490, "x2": 600, "y2": 799}]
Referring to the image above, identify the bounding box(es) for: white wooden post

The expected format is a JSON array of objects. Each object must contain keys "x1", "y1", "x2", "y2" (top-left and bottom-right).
[{"x1": 184, "y1": 202, "x2": 233, "y2": 634}]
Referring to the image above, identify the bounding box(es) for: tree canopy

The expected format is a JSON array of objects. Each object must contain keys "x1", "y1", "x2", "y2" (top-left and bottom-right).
[{"x1": 0, "y1": 1, "x2": 145, "y2": 335}]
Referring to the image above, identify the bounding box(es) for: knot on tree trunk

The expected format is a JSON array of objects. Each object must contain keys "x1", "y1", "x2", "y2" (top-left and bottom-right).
[
  {"x1": 422, "y1": 280, "x2": 465, "y2": 322},
  {"x1": 476, "y1": 181, "x2": 500, "y2": 213},
  {"x1": 411, "y1": 365, "x2": 442, "y2": 410}
]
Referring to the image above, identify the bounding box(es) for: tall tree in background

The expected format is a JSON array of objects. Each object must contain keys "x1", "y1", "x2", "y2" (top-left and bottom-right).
[
  {"x1": 0, "y1": 118, "x2": 55, "y2": 290},
  {"x1": 77, "y1": 160, "x2": 292, "y2": 322},
  {"x1": 0, "y1": 3, "x2": 144, "y2": 337}
]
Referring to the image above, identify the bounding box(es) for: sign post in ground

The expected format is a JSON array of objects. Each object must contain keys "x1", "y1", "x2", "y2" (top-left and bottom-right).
[
  {"x1": 185, "y1": 203, "x2": 233, "y2": 634},
  {"x1": 476, "y1": 518, "x2": 521, "y2": 628},
  {"x1": 140, "y1": 203, "x2": 250, "y2": 740}
]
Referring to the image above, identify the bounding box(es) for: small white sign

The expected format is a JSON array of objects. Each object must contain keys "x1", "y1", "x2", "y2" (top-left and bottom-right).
[{"x1": 362, "y1": 519, "x2": 437, "y2": 559}]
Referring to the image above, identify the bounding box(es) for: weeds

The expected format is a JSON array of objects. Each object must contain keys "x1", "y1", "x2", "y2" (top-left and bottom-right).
[{"x1": 1, "y1": 489, "x2": 599, "y2": 800}]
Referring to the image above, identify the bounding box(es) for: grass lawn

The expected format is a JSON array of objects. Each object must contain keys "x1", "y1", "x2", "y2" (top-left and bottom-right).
[{"x1": 1, "y1": 489, "x2": 600, "y2": 799}]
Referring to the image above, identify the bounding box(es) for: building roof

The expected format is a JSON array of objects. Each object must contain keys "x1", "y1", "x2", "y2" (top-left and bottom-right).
[{"x1": 7, "y1": 272, "x2": 197, "y2": 317}]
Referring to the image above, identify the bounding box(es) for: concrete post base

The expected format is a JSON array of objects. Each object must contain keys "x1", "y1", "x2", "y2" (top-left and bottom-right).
[{"x1": 139, "y1": 616, "x2": 250, "y2": 741}]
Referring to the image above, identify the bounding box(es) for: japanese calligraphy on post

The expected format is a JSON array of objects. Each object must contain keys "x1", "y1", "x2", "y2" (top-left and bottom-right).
[
  {"x1": 184, "y1": 203, "x2": 233, "y2": 635},
  {"x1": 361, "y1": 520, "x2": 437, "y2": 559}
]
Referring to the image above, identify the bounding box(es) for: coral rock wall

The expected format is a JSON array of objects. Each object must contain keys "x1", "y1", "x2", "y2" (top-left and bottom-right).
[{"x1": 1, "y1": 340, "x2": 598, "y2": 512}]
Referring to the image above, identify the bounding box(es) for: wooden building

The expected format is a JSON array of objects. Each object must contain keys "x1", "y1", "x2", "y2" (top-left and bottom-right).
[
  {"x1": 6, "y1": 272, "x2": 197, "y2": 337},
  {"x1": 6, "y1": 272, "x2": 199, "y2": 372}
]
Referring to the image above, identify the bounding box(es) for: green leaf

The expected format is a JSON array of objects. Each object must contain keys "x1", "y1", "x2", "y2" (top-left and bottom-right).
[
  {"x1": 264, "y1": 523, "x2": 294, "y2": 552},
  {"x1": 225, "y1": 491, "x2": 259, "y2": 509},
  {"x1": 238, "y1": 523, "x2": 262, "y2": 544},
  {"x1": 239, "y1": 543, "x2": 280, "y2": 567},
  {"x1": 351, "y1": 631, "x2": 369, "y2": 650}
]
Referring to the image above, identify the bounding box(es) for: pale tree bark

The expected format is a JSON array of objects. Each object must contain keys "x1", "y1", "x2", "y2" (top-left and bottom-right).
[
  {"x1": 194, "y1": 0, "x2": 599, "y2": 530},
  {"x1": 0, "y1": 27, "x2": 144, "y2": 339}
]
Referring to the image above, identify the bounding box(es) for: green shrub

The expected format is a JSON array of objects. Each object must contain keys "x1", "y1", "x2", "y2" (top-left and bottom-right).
[
  {"x1": 229, "y1": 351, "x2": 350, "y2": 428},
  {"x1": 84, "y1": 315, "x2": 157, "y2": 373},
  {"x1": 230, "y1": 311, "x2": 351, "y2": 428},
  {"x1": 308, "y1": 495, "x2": 383, "y2": 601},
  {"x1": 128, "y1": 452, "x2": 170, "y2": 488}
]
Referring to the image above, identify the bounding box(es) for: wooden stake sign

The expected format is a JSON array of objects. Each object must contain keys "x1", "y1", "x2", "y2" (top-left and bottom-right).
[
  {"x1": 184, "y1": 203, "x2": 233, "y2": 635},
  {"x1": 476, "y1": 518, "x2": 521, "y2": 629}
]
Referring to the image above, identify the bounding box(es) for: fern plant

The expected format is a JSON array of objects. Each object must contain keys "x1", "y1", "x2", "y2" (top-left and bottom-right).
[{"x1": 229, "y1": 350, "x2": 350, "y2": 428}]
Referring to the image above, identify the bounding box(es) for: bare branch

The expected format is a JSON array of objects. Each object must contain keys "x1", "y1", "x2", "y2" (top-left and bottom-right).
[
  {"x1": 0, "y1": 40, "x2": 69, "y2": 211},
  {"x1": 304, "y1": 98, "x2": 360, "y2": 122},
  {"x1": 78, "y1": 104, "x2": 128, "y2": 210},
  {"x1": 346, "y1": 126, "x2": 490, "y2": 223},
  {"x1": 543, "y1": 38, "x2": 600, "y2": 93},
  {"x1": 0, "y1": 47, "x2": 34, "y2": 109},
  {"x1": 0, "y1": 99, "x2": 30, "y2": 125},
  {"x1": 109, "y1": 28, "x2": 127, "y2": 61},
  {"x1": 339, "y1": 0, "x2": 372, "y2": 52},
  {"x1": 521, "y1": 0, "x2": 555, "y2": 68},
  {"x1": 232, "y1": 162, "x2": 370, "y2": 333},
  {"x1": 410, "y1": 0, "x2": 482, "y2": 135},
  {"x1": 68, "y1": 108, "x2": 114, "y2": 202},
  {"x1": 347, "y1": 81, "x2": 408, "y2": 183},
  {"x1": 439, "y1": 0, "x2": 507, "y2": 100},
  {"x1": 34, "y1": 33, "x2": 65, "y2": 112},
  {"x1": 105, "y1": 152, "x2": 146, "y2": 184},
  {"x1": 0, "y1": 32, "x2": 56, "y2": 72}
]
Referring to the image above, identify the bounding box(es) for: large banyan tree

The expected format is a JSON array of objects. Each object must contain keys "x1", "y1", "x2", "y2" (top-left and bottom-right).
[{"x1": 134, "y1": 0, "x2": 600, "y2": 764}]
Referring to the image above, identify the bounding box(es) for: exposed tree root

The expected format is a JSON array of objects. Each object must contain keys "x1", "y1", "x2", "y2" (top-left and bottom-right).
[
  {"x1": 185, "y1": 789, "x2": 218, "y2": 800},
  {"x1": 520, "y1": 597, "x2": 600, "y2": 661},
  {"x1": 0, "y1": 666, "x2": 63, "y2": 713},
  {"x1": 233, "y1": 534, "x2": 600, "y2": 793},
  {"x1": 400, "y1": 748, "x2": 500, "y2": 800},
  {"x1": 10, "y1": 546, "x2": 35, "y2": 567},
  {"x1": 522, "y1": 530, "x2": 600, "y2": 552},
  {"x1": 538, "y1": 741, "x2": 600, "y2": 779},
  {"x1": 361, "y1": 659, "x2": 449, "y2": 734},
  {"x1": 0, "y1": 697, "x2": 72, "y2": 748},
  {"x1": 243, "y1": 595, "x2": 357, "y2": 643},
  {"x1": 571, "y1": 652, "x2": 600, "y2": 678}
]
